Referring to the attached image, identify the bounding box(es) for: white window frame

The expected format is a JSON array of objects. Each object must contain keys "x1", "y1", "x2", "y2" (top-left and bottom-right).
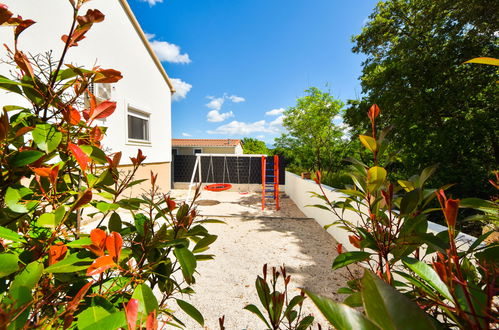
[{"x1": 126, "y1": 105, "x2": 151, "y2": 145}]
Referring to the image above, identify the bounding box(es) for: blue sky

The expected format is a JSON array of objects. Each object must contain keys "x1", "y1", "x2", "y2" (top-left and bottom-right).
[{"x1": 129, "y1": 0, "x2": 379, "y2": 144}]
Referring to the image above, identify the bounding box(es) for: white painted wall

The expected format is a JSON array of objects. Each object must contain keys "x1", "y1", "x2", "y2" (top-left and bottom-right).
[
  {"x1": 284, "y1": 171, "x2": 476, "y2": 252},
  {"x1": 235, "y1": 143, "x2": 243, "y2": 155},
  {"x1": 0, "y1": 0, "x2": 172, "y2": 165}
]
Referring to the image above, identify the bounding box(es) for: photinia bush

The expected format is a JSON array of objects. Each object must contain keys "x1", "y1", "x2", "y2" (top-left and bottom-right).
[
  {"x1": 0, "y1": 2, "x2": 218, "y2": 328},
  {"x1": 308, "y1": 105, "x2": 498, "y2": 329}
]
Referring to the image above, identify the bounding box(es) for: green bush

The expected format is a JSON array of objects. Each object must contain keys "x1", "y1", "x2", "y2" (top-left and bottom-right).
[{"x1": 0, "y1": 3, "x2": 217, "y2": 328}]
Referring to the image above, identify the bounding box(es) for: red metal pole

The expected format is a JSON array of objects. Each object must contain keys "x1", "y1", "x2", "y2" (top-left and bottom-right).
[
  {"x1": 274, "y1": 155, "x2": 280, "y2": 210},
  {"x1": 261, "y1": 156, "x2": 266, "y2": 210}
]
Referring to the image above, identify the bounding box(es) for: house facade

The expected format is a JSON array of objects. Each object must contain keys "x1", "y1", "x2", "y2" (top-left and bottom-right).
[
  {"x1": 0, "y1": 0, "x2": 174, "y2": 195},
  {"x1": 172, "y1": 139, "x2": 244, "y2": 155}
]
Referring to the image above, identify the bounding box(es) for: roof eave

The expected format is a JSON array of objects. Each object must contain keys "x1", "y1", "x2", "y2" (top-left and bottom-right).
[{"x1": 118, "y1": 0, "x2": 176, "y2": 95}]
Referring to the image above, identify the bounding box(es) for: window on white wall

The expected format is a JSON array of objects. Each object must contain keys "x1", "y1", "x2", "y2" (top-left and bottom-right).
[{"x1": 127, "y1": 108, "x2": 150, "y2": 142}]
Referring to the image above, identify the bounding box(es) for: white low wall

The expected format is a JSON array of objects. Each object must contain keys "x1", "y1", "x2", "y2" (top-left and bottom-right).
[{"x1": 284, "y1": 171, "x2": 476, "y2": 252}]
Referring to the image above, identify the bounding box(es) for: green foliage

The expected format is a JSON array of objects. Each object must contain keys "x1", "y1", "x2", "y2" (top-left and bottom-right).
[
  {"x1": 345, "y1": 0, "x2": 498, "y2": 200},
  {"x1": 0, "y1": 3, "x2": 218, "y2": 329},
  {"x1": 243, "y1": 264, "x2": 314, "y2": 330},
  {"x1": 274, "y1": 87, "x2": 353, "y2": 174},
  {"x1": 242, "y1": 137, "x2": 270, "y2": 155},
  {"x1": 309, "y1": 105, "x2": 498, "y2": 329}
]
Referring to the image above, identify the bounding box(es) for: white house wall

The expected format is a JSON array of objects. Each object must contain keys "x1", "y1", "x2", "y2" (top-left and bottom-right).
[{"x1": 0, "y1": 0, "x2": 172, "y2": 165}]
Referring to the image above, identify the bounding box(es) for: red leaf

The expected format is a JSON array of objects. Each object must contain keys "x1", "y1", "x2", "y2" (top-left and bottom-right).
[
  {"x1": 74, "y1": 189, "x2": 92, "y2": 210},
  {"x1": 166, "y1": 196, "x2": 176, "y2": 212},
  {"x1": 63, "y1": 106, "x2": 81, "y2": 125},
  {"x1": 130, "y1": 149, "x2": 146, "y2": 166},
  {"x1": 444, "y1": 198, "x2": 460, "y2": 228},
  {"x1": 90, "y1": 228, "x2": 107, "y2": 249},
  {"x1": 68, "y1": 142, "x2": 90, "y2": 171},
  {"x1": 67, "y1": 281, "x2": 93, "y2": 312},
  {"x1": 14, "y1": 50, "x2": 34, "y2": 78},
  {"x1": 32, "y1": 167, "x2": 51, "y2": 177},
  {"x1": 48, "y1": 243, "x2": 68, "y2": 265},
  {"x1": 14, "y1": 19, "x2": 35, "y2": 39},
  {"x1": 15, "y1": 126, "x2": 34, "y2": 138},
  {"x1": 146, "y1": 310, "x2": 158, "y2": 330},
  {"x1": 348, "y1": 235, "x2": 361, "y2": 249},
  {"x1": 89, "y1": 126, "x2": 103, "y2": 145},
  {"x1": 336, "y1": 244, "x2": 343, "y2": 255},
  {"x1": 125, "y1": 299, "x2": 139, "y2": 330},
  {"x1": 0, "y1": 5, "x2": 13, "y2": 25},
  {"x1": 368, "y1": 104, "x2": 380, "y2": 122},
  {"x1": 89, "y1": 100, "x2": 116, "y2": 121},
  {"x1": 105, "y1": 232, "x2": 123, "y2": 262},
  {"x1": 86, "y1": 255, "x2": 115, "y2": 276},
  {"x1": 49, "y1": 165, "x2": 59, "y2": 186},
  {"x1": 94, "y1": 68, "x2": 122, "y2": 83},
  {"x1": 77, "y1": 9, "x2": 105, "y2": 25}
]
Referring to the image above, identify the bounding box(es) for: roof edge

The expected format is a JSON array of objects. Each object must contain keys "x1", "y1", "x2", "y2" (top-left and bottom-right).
[{"x1": 118, "y1": 0, "x2": 176, "y2": 94}]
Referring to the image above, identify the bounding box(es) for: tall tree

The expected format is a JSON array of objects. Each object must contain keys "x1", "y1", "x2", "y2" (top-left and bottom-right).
[
  {"x1": 275, "y1": 87, "x2": 350, "y2": 174},
  {"x1": 242, "y1": 137, "x2": 270, "y2": 155},
  {"x1": 345, "y1": 0, "x2": 498, "y2": 198}
]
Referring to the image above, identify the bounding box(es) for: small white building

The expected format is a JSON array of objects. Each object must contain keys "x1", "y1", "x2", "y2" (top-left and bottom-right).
[
  {"x1": 172, "y1": 139, "x2": 244, "y2": 156},
  {"x1": 0, "y1": 0, "x2": 175, "y2": 194}
]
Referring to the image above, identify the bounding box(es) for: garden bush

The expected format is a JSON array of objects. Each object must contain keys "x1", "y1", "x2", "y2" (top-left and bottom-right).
[
  {"x1": 0, "y1": 2, "x2": 217, "y2": 328},
  {"x1": 308, "y1": 105, "x2": 498, "y2": 329}
]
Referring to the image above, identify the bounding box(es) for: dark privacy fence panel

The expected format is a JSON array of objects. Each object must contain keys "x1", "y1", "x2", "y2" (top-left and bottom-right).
[{"x1": 173, "y1": 155, "x2": 286, "y2": 184}]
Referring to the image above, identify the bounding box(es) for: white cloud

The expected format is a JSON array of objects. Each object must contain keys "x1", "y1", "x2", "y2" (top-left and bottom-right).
[
  {"x1": 171, "y1": 78, "x2": 192, "y2": 101},
  {"x1": 207, "y1": 110, "x2": 234, "y2": 122},
  {"x1": 207, "y1": 120, "x2": 271, "y2": 135},
  {"x1": 204, "y1": 94, "x2": 245, "y2": 123},
  {"x1": 145, "y1": 34, "x2": 191, "y2": 63},
  {"x1": 138, "y1": 0, "x2": 163, "y2": 5},
  {"x1": 269, "y1": 115, "x2": 284, "y2": 127},
  {"x1": 257, "y1": 135, "x2": 266, "y2": 139},
  {"x1": 265, "y1": 108, "x2": 285, "y2": 116},
  {"x1": 206, "y1": 96, "x2": 225, "y2": 111},
  {"x1": 228, "y1": 95, "x2": 245, "y2": 103},
  {"x1": 181, "y1": 132, "x2": 192, "y2": 137}
]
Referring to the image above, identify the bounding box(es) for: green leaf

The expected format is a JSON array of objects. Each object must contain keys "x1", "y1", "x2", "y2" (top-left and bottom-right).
[
  {"x1": 44, "y1": 252, "x2": 93, "y2": 273},
  {"x1": 361, "y1": 271, "x2": 436, "y2": 330},
  {"x1": 174, "y1": 247, "x2": 197, "y2": 284},
  {"x1": 10, "y1": 261, "x2": 43, "y2": 293},
  {"x1": 0, "y1": 75, "x2": 23, "y2": 94},
  {"x1": 475, "y1": 245, "x2": 499, "y2": 263},
  {"x1": 176, "y1": 299, "x2": 204, "y2": 326},
  {"x1": 419, "y1": 165, "x2": 438, "y2": 187},
  {"x1": 0, "y1": 227, "x2": 26, "y2": 243},
  {"x1": 37, "y1": 213, "x2": 57, "y2": 228},
  {"x1": 397, "y1": 180, "x2": 415, "y2": 192},
  {"x1": 66, "y1": 237, "x2": 92, "y2": 248},
  {"x1": 399, "y1": 189, "x2": 421, "y2": 215},
  {"x1": 367, "y1": 166, "x2": 386, "y2": 192},
  {"x1": 305, "y1": 290, "x2": 379, "y2": 330},
  {"x1": 244, "y1": 304, "x2": 272, "y2": 328},
  {"x1": 5, "y1": 186, "x2": 37, "y2": 213},
  {"x1": 0, "y1": 253, "x2": 19, "y2": 277},
  {"x1": 108, "y1": 212, "x2": 122, "y2": 232},
  {"x1": 344, "y1": 292, "x2": 363, "y2": 307},
  {"x1": 134, "y1": 213, "x2": 147, "y2": 236},
  {"x1": 80, "y1": 145, "x2": 107, "y2": 164},
  {"x1": 401, "y1": 257, "x2": 453, "y2": 301},
  {"x1": 196, "y1": 219, "x2": 226, "y2": 224},
  {"x1": 131, "y1": 283, "x2": 159, "y2": 317},
  {"x1": 359, "y1": 135, "x2": 377, "y2": 153},
  {"x1": 193, "y1": 235, "x2": 217, "y2": 253},
  {"x1": 332, "y1": 251, "x2": 371, "y2": 270},
  {"x1": 77, "y1": 306, "x2": 110, "y2": 329},
  {"x1": 32, "y1": 124, "x2": 62, "y2": 153},
  {"x1": 10, "y1": 150, "x2": 44, "y2": 167}
]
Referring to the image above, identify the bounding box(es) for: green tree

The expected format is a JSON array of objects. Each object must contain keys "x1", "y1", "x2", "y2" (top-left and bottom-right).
[
  {"x1": 242, "y1": 137, "x2": 270, "y2": 154},
  {"x1": 345, "y1": 0, "x2": 499, "y2": 199},
  {"x1": 274, "y1": 87, "x2": 351, "y2": 174}
]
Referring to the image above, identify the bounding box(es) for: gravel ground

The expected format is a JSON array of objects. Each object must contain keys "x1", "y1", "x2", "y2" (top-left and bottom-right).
[{"x1": 166, "y1": 190, "x2": 361, "y2": 329}]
